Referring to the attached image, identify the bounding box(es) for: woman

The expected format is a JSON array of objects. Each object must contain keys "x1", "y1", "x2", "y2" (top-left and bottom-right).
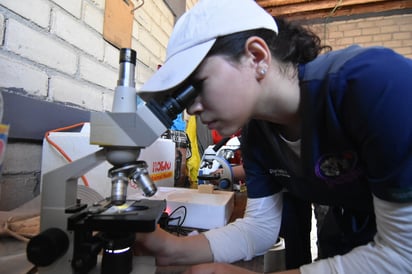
[{"x1": 137, "y1": 0, "x2": 412, "y2": 273}]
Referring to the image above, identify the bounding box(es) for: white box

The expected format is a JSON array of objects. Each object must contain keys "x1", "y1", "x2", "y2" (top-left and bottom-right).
[
  {"x1": 129, "y1": 187, "x2": 235, "y2": 230},
  {"x1": 41, "y1": 123, "x2": 176, "y2": 198}
]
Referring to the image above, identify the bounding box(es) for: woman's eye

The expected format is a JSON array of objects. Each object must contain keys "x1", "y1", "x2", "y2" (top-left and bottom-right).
[{"x1": 192, "y1": 80, "x2": 204, "y2": 92}]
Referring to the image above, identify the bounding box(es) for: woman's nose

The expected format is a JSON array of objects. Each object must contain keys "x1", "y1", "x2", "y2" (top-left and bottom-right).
[{"x1": 186, "y1": 96, "x2": 203, "y2": 115}]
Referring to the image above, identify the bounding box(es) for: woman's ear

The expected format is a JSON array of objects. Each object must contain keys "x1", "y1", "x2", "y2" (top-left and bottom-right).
[{"x1": 245, "y1": 36, "x2": 271, "y2": 80}]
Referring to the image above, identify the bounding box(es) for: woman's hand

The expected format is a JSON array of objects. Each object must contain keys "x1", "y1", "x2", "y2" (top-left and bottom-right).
[
  {"x1": 183, "y1": 263, "x2": 257, "y2": 274},
  {"x1": 134, "y1": 226, "x2": 172, "y2": 265},
  {"x1": 134, "y1": 226, "x2": 214, "y2": 266}
]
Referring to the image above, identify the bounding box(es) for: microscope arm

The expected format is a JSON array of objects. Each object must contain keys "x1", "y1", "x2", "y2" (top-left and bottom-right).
[
  {"x1": 40, "y1": 149, "x2": 106, "y2": 231},
  {"x1": 26, "y1": 149, "x2": 107, "y2": 274}
]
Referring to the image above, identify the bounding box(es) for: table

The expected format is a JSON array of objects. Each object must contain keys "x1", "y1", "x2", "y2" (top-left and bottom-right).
[{"x1": 0, "y1": 192, "x2": 270, "y2": 274}]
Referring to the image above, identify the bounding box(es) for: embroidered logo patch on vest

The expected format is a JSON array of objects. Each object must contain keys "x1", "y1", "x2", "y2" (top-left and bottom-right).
[
  {"x1": 269, "y1": 168, "x2": 291, "y2": 178},
  {"x1": 315, "y1": 151, "x2": 360, "y2": 184}
]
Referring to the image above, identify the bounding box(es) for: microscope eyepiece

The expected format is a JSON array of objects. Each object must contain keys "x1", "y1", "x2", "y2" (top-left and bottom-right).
[
  {"x1": 146, "y1": 85, "x2": 198, "y2": 128},
  {"x1": 119, "y1": 48, "x2": 136, "y2": 65},
  {"x1": 116, "y1": 48, "x2": 137, "y2": 89},
  {"x1": 169, "y1": 85, "x2": 198, "y2": 111}
]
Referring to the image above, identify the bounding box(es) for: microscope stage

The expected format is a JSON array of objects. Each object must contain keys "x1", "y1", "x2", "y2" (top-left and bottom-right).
[{"x1": 68, "y1": 199, "x2": 166, "y2": 233}]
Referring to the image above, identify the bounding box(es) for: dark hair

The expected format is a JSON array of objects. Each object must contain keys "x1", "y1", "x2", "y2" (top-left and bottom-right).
[{"x1": 207, "y1": 17, "x2": 331, "y2": 66}]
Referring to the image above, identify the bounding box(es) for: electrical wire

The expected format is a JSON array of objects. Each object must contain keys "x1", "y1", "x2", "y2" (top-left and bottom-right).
[
  {"x1": 162, "y1": 206, "x2": 209, "y2": 236},
  {"x1": 165, "y1": 205, "x2": 189, "y2": 236},
  {"x1": 44, "y1": 122, "x2": 90, "y2": 187}
]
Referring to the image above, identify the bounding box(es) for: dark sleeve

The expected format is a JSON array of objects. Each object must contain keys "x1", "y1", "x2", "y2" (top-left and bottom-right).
[{"x1": 335, "y1": 48, "x2": 412, "y2": 202}]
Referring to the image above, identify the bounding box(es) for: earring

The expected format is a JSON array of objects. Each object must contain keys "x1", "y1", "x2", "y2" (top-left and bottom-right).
[{"x1": 260, "y1": 68, "x2": 267, "y2": 75}]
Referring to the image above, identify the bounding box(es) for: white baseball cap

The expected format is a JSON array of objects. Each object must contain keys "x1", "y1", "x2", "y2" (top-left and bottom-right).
[{"x1": 139, "y1": 0, "x2": 278, "y2": 96}]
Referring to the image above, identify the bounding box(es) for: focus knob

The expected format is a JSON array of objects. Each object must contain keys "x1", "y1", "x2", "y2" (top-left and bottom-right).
[
  {"x1": 219, "y1": 179, "x2": 231, "y2": 190},
  {"x1": 27, "y1": 228, "x2": 69, "y2": 267}
]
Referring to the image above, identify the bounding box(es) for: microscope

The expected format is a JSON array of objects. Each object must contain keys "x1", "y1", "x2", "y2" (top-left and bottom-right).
[
  {"x1": 197, "y1": 136, "x2": 241, "y2": 191},
  {"x1": 26, "y1": 48, "x2": 198, "y2": 274}
]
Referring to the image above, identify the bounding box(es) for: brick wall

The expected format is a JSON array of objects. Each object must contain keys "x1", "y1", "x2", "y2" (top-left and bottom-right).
[
  {"x1": 0, "y1": 0, "x2": 186, "y2": 111},
  {"x1": 309, "y1": 12, "x2": 412, "y2": 58},
  {"x1": 0, "y1": 0, "x2": 197, "y2": 210}
]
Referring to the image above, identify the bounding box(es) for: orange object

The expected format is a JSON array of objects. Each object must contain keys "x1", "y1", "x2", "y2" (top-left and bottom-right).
[{"x1": 45, "y1": 122, "x2": 89, "y2": 186}]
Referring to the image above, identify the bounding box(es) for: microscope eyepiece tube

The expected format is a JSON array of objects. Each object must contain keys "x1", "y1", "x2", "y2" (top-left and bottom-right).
[
  {"x1": 119, "y1": 48, "x2": 136, "y2": 65},
  {"x1": 146, "y1": 85, "x2": 199, "y2": 128},
  {"x1": 117, "y1": 48, "x2": 136, "y2": 87},
  {"x1": 161, "y1": 85, "x2": 198, "y2": 118},
  {"x1": 112, "y1": 48, "x2": 138, "y2": 112}
]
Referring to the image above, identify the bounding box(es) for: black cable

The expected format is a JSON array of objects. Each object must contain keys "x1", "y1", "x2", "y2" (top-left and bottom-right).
[
  {"x1": 169, "y1": 205, "x2": 187, "y2": 226},
  {"x1": 164, "y1": 205, "x2": 188, "y2": 236}
]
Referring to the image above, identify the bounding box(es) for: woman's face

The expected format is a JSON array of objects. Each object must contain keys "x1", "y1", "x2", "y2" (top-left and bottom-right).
[{"x1": 187, "y1": 55, "x2": 259, "y2": 136}]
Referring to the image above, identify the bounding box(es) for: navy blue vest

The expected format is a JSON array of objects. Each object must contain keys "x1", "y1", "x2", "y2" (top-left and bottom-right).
[{"x1": 242, "y1": 45, "x2": 412, "y2": 210}]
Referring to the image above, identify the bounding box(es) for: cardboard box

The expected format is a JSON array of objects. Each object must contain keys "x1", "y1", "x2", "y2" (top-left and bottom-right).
[{"x1": 129, "y1": 187, "x2": 235, "y2": 229}]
